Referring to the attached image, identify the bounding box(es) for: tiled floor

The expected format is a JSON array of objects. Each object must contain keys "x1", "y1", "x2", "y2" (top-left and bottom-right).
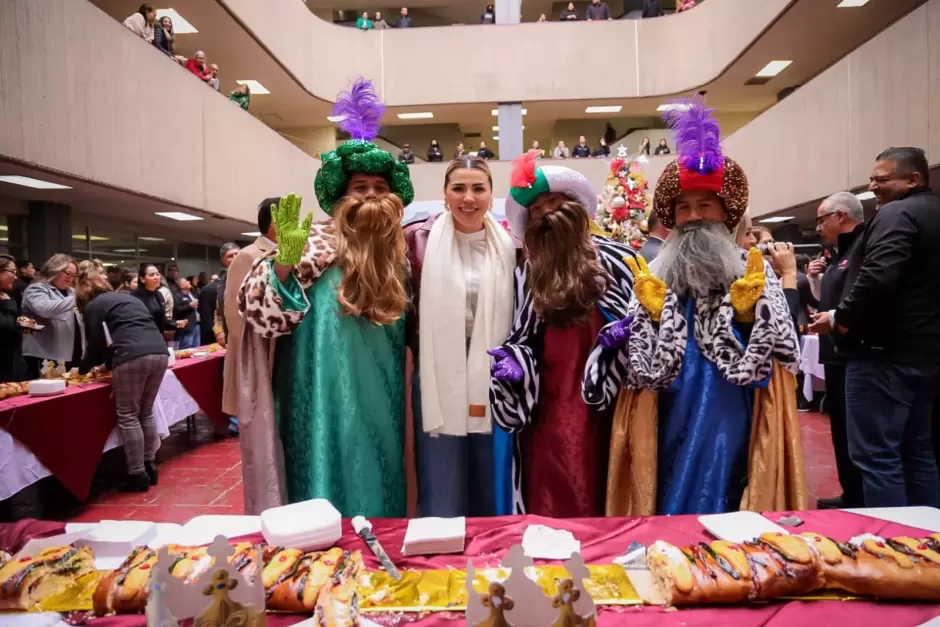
[{"x1": 63, "y1": 412, "x2": 842, "y2": 524}]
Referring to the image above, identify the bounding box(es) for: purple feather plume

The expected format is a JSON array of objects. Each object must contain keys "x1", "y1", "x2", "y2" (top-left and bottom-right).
[
  {"x1": 331, "y1": 77, "x2": 385, "y2": 141},
  {"x1": 662, "y1": 95, "x2": 723, "y2": 174}
]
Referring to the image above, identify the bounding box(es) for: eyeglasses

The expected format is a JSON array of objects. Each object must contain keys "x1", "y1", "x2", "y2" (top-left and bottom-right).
[
  {"x1": 62, "y1": 270, "x2": 77, "y2": 277},
  {"x1": 869, "y1": 174, "x2": 899, "y2": 185},
  {"x1": 0, "y1": 268, "x2": 14, "y2": 275},
  {"x1": 815, "y1": 211, "x2": 840, "y2": 225}
]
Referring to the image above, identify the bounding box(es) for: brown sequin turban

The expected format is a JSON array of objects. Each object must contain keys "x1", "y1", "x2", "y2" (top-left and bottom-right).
[{"x1": 653, "y1": 156, "x2": 749, "y2": 229}]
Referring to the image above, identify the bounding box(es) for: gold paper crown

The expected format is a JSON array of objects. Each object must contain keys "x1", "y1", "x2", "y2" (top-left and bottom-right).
[{"x1": 465, "y1": 545, "x2": 597, "y2": 627}]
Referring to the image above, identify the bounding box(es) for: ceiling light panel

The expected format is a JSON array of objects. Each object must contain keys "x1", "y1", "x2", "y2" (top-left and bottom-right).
[
  {"x1": 837, "y1": 0, "x2": 870, "y2": 7},
  {"x1": 241, "y1": 231, "x2": 262, "y2": 237},
  {"x1": 491, "y1": 109, "x2": 527, "y2": 116},
  {"x1": 755, "y1": 60, "x2": 793, "y2": 78},
  {"x1": 155, "y1": 9, "x2": 198, "y2": 33},
  {"x1": 585, "y1": 105, "x2": 623, "y2": 114},
  {"x1": 397, "y1": 112, "x2": 434, "y2": 120},
  {"x1": 758, "y1": 216, "x2": 794, "y2": 224},
  {"x1": 236, "y1": 80, "x2": 270, "y2": 95},
  {"x1": 855, "y1": 191, "x2": 876, "y2": 200},
  {"x1": 657, "y1": 103, "x2": 691, "y2": 112},
  {"x1": 0, "y1": 175, "x2": 71, "y2": 189},
  {"x1": 155, "y1": 211, "x2": 204, "y2": 222}
]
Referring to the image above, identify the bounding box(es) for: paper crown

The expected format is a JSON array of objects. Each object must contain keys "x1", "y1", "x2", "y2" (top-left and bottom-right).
[
  {"x1": 464, "y1": 544, "x2": 597, "y2": 627},
  {"x1": 146, "y1": 536, "x2": 265, "y2": 627},
  {"x1": 653, "y1": 95, "x2": 748, "y2": 229}
]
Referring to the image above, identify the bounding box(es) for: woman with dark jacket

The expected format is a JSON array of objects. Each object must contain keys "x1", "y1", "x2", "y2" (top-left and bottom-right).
[
  {"x1": 80, "y1": 271, "x2": 170, "y2": 493},
  {"x1": 480, "y1": 4, "x2": 496, "y2": 23},
  {"x1": 592, "y1": 137, "x2": 610, "y2": 158},
  {"x1": 172, "y1": 277, "x2": 201, "y2": 349},
  {"x1": 132, "y1": 263, "x2": 173, "y2": 334},
  {"x1": 0, "y1": 255, "x2": 26, "y2": 383},
  {"x1": 153, "y1": 15, "x2": 175, "y2": 56}
]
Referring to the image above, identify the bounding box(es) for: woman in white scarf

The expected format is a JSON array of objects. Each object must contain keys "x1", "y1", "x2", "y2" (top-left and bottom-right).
[{"x1": 404, "y1": 156, "x2": 517, "y2": 517}]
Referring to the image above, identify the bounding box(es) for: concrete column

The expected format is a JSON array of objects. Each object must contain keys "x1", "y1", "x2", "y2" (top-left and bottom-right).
[
  {"x1": 495, "y1": 0, "x2": 520, "y2": 24},
  {"x1": 497, "y1": 103, "x2": 525, "y2": 161},
  {"x1": 27, "y1": 202, "x2": 72, "y2": 265}
]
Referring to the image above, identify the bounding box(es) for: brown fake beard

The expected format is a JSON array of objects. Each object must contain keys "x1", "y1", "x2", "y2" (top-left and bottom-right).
[{"x1": 523, "y1": 201, "x2": 608, "y2": 326}]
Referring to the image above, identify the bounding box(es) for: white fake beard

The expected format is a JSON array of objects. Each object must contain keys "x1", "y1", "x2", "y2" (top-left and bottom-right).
[{"x1": 654, "y1": 221, "x2": 745, "y2": 300}]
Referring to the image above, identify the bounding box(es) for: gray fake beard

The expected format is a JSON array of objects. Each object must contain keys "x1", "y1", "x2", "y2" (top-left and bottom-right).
[{"x1": 654, "y1": 221, "x2": 745, "y2": 300}]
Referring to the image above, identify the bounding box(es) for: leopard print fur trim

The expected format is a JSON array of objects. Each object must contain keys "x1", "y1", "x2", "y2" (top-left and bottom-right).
[{"x1": 237, "y1": 221, "x2": 337, "y2": 339}]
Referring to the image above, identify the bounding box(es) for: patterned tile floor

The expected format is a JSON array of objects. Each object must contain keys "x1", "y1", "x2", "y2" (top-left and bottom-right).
[{"x1": 59, "y1": 412, "x2": 841, "y2": 524}]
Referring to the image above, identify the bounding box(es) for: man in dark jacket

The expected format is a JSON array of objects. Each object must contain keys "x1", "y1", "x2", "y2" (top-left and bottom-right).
[
  {"x1": 585, "y1": 0, "x2": 612, "y2": 20},
  {"x1": 197, "y1": 276, "x2": 220, "y2": 346},
  {"x1": 572, "y1": 136, "x2": 592, "y2": 159},
  {"x1": 397, "y1": 144, "x2": 416, "y2": 164},
  {"x1": 11, "y1": 259, "x2": 34, "y2": 306},
  {"x1": 807, "y1": 191, "x2": 866, "y2": 509},
  {"x1": 397, "y1": 7, "x2": 413, "y2": 27},
  {"x1": 642, "y1": 0, "x2": 664, "y2": 18},
  {"x1": 811, "y1": 147, "x2": 940, "y2": 508},
  {"x1": 477, "y1": 141, "x2": 495, "y2": 160}
]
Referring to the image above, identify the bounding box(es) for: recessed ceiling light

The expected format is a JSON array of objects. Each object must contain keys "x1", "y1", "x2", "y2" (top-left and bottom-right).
[
  {"x1": 241, "y1": 231, "x2": 262, "y2": 237},
  {"x1": 327, "y1": 115, "x2": 345, "y2": 123},
  {"x1": 236, "y1": 80, "x2": 270, "y2": 95},
  {"x1": 138, "y1": 236, "x2": 166, "y2": 242},
  {"x1": 492, "y1": 126, "x2": 525, "y2": 131},
  {"x1": 0, "y1": 225, "x2": 7, "y2": 231},
  {"x1": 0, "y1": 238, "x2": 7, "y2": 242},
  {"x1": 0, "y1": 175, "x2": 71, "y2": 190},
  {"x1": 72, "y1": 234, "x2": 110, "y2": 241},
  {"x1": 396, "y1": 112, "x2": 434, "y2": 120},
  {"x1": 837, "y1": 0, "x2": 870, "y2": 6},
  {"x1": 493, "y1": 136, "x2": 499, "y2": 141},
  {"x1": 113, "y1": 248, "x2": 144, "y2": 253},
  {"x1": 856, "y1": 191, "x2": 876, "y2": 201},
  {"x1": 155, "y1": 9, "x2": 198, "y2": 33},
  {"x1": 155, "y1": 211, "x2": 204, "y2": 222},
  {"x1": 585, "y1": 105, "x2": 623, "y2": 114},
  {"x1": 657, "y1": 103, "x2": 692, "y2": 112},
  {"x1": 758, "y1": 216, "x2": 794, "y2": 224},
  {"x1": 755, "y1": 60, "x2": 793, "y2": 78},
  {"x1": 491, "y1": 109, "x2": 528, "y2": 116}
]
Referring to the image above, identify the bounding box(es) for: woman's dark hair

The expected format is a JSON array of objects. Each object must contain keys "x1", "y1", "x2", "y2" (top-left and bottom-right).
[
  {"x1": 138, "y1": 263, "x2": 158, "y2": 279},
  {"x1": 444, "y1": 156, "x2": 493, "y2": 189},
  {"x1": 121, "y1": 268, "x2": 138, "y2": 286},
  {"x1": 138, "y1": 3, "x2": 154, "y2": 18},
  {"x1": 258, "y1": 197, "x2": 280, "y2": 234},
  {"x1": 16, "y1": 259, "x2": 31, "y2": 270},
  {"x1": 198, "y1": 271, "x2": 209, "y2": 286}
]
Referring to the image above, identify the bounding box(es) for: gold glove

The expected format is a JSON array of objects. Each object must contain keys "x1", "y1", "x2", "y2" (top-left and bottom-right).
[
  {"x1": 730, "y1": 248, "x2": 766, "y2": 322},
  {"x1": 625, "y1": 254, "x2": 666, "y2": 323}
]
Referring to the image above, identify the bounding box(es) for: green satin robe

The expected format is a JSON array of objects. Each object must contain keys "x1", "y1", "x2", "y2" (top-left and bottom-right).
[{"x1": 272, "y1": 265, "x2": 406, "y2": 517}]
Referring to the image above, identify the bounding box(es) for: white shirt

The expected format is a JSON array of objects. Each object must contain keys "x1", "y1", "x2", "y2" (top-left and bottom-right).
[{"x1": 455, "y1": 229, "x2": 487, "y2": 337}]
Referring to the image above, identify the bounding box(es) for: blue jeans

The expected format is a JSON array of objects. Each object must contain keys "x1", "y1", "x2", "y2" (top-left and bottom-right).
[
  {"x1": 175, "y1": 326, "x2": 200, "y2": 350},
  {"x1": 845, "y1": 361, "x2": 940, "y2": 508}
]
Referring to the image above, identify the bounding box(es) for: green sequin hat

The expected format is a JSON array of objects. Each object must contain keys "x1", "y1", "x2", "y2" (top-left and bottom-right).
[{"x1": 314, "y1": 78, "x2": 415, "y2": 215}]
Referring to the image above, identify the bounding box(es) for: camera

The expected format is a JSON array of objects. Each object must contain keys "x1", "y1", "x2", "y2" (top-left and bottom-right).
[{"x1": 756, "y1": 242, "x2": 822, "y2": 255}]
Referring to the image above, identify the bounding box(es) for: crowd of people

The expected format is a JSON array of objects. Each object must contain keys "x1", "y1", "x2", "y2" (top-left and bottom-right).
[
  {"x1": 354, "y1": 0, "x2": 698, "y2": 28},
  {"x1": 122, "y1": 4, "x2": 252, "y2": 110}
]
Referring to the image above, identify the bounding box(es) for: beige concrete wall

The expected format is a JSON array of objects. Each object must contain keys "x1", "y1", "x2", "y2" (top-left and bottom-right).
[
  {"x1": 0, "y1": 0, "x2": 322, "y2": 222},
  {"x1": 279, "y1": 126, "x2": 337, "y2": 159},
  {"x1": 723, "y1": 0, "x2": 940, "y2": 216},
  {"x1": 220, "y1": 0, "x2": 790, "y2": 105}
]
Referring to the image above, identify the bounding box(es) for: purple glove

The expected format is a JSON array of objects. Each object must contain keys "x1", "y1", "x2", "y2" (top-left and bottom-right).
[
  {"x1": 597, "y1": 315, "x2": 634, "y2": 350},
  {"x1": 488, "y1": 347, "x2": 524, "y2": 383}
]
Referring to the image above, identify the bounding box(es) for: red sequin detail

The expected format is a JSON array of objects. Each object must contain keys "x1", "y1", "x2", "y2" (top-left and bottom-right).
[
  {"x1": 775, "y1": 533, "x2": 783, "y2": 537},
  {"x1": 875, "y1": 542, "x2": 885, "y2": 548},
  {"x1": 919, "y1": 544, "x2": 928, "y2": 551},
  {"x1": 323, "y1": 560, "x2": 335, "y2": 565},
  {"x1": 728, "y1": 546, "x2": 739, "y2": 552},
  {"x1": 19, "y1": 557, "x2": 32, "y2": 562},
  {"x1": 814, "y1": 536, "x2": 822, "y2": 542},
  {"x1": 139, "y1": 564, "x2": 151, "y2": 570},
  {"x1": 279, "y1": 555, "x2": 287, "y2": 562}
]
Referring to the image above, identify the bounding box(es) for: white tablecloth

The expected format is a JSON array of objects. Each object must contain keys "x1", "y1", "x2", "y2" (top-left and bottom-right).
[
  {"x1": 0, "y1": 370, "x2": 200, "y2": 501},
  {"x1": 799, "y1": 334, "x2": 826, "y2": 402}
]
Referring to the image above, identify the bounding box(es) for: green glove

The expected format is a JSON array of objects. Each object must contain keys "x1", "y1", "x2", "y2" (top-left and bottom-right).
[{"x1": 272, "y1": 194, "x2": 313, "y2": 267}]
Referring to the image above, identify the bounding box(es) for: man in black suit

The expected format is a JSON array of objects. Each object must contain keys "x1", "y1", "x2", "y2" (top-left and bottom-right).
[{"x1": 197, "y1": 277, "x2": 220, "y2": 346}]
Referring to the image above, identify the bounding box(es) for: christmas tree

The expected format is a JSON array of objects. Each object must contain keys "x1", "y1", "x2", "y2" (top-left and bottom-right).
[{"x1": 594, "y1": 155, "x2": 651, "y2": 250}]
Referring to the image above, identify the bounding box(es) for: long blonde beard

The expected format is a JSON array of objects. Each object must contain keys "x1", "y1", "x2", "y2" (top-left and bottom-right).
[{"x1": 332, "y1": 195, "x2": 408, "y2": 325}]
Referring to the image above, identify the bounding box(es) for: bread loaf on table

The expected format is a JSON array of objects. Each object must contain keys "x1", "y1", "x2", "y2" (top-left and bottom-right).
[
  {"x1": 92, "y1": 543, "x2": 362, "y2": 617},
  {"x1": 646, "y1": 532, "x2": 821, "y2": 606},
  {"x1": 0, "y1": 546, "x2": 94, "y2": 611},
  {"x1": 802, "y1": 533, "x2": 940, "y2": 601},
  {"x1": 648, "y1": 531, "x2": 940, "y2": 606}
]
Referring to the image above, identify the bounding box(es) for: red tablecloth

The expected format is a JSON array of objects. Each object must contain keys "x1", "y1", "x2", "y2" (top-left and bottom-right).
[
  {"x1": 0, "y1": 352, "x2": 226, "y2": 501},
  {"x1": 8, "y1": 510, "x2": 936, "y2": 626}
]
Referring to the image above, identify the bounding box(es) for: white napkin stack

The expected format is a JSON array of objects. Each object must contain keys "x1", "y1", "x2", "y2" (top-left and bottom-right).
[
  {"x1": 402, "y1": 517, "x2": 466, "y2": 556},
  {"x1": 521, "y1": 524, "x2": 581, "y2": 560}
]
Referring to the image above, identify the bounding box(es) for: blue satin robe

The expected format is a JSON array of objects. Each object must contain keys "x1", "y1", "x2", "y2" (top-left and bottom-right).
[{"x1": 656, "y1": 298, "x2": 770, "y2": 515}]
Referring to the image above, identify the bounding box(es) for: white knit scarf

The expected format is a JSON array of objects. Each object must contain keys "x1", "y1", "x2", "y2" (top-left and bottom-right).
[{"x1": 419, "y1": 211, "x2": 516, "y2": 436}]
